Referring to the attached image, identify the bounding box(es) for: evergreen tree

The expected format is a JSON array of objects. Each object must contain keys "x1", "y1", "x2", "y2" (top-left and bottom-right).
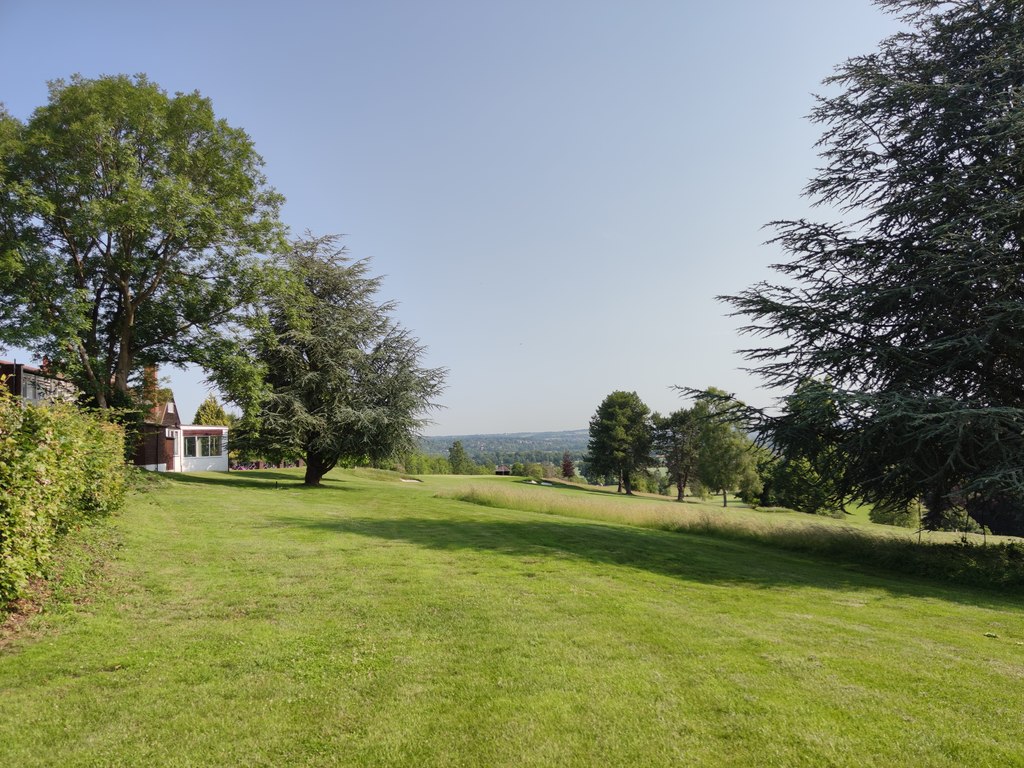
[
  {"x1": 586, "y1": 391, "x2": 652, "y2": 495},
  {"x1": 192, "y1": 395, "x2": 230, "y2": 426},
  {"x1": 448, "y1": 440, "x2": 473, "y2": 474},
  {"x1": 211, "y1": 235, "x2": 445, "y2": 486},
  {"x1": 561, "y1": 451, "x2": 574, "y2": 479},
  {"x1": 724, "y1": 1, "x2": 1024, "y2": 534},
  {"x1": 652, "y1": 408, "x2": 701, "y2": 501}
]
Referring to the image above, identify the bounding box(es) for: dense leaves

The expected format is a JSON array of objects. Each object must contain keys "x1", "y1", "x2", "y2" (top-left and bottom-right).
[
  {"x1": 0, "y1": 387, "x2": 126, "y2": 603},
  {"x1": 724, "y1": 1, "x2": 1024, "y2": 534},
  {"x1": 0, "y1": 75, "x2": 284, "y2": 408},
  {"x1": 652, "y1": 408, "x2": 701, "y2": 502},
  {"x1": 212, "y1": 235, "x2": 446, "y2": 486},
  {"x1": 192, "y1": 394, "x2": 230, "y2": 426},
  {"x1": 587, "y1": 391, "x2": 652, "y2": 495}
]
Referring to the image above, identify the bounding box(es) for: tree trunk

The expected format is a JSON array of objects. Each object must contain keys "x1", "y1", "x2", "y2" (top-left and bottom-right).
[
  {"x1": 75, "y1": 340, "x2": 107, "y2": 409},
  {"x1": 624, "y1": 470, "x2": 633, "y2": 496},
  {"x1": 722, "y1": 489, "x2": 728, "y2": 507},
  {"x1": 113, "y1": 297, "x2": 135, "y2": 400},
  {"x1": 304, "y1": 454, "x2": 331, "y2": 486},
  {"x1": 676, "y1": 470, "x2": 687, "y2": 502},
  {"x1": 617, "y1": 470, "x2": 623, "y2": 494}
]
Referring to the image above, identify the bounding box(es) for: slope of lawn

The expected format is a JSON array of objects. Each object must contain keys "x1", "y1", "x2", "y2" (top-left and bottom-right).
[{"x1": 2, "y1": 469, "x2": 1023, "y2": 767}]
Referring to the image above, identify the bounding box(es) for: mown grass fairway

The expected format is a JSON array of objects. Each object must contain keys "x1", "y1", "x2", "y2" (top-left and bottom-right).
[{"x1": 2, "y1": 470, "x2": 1023, "y2": 766}]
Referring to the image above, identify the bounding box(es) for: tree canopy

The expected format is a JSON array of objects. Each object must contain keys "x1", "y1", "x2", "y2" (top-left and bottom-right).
[
  {"x1": 587, "y1": 391, "x2": 652, "y2": 495},
  {"x1": 192, "y1": 394, "x2": 230, "y2": 426},
  {"x1": 652, "y1": 408, "x2": 701, "y2": 502},
  {"x1": 211, "y1": 235, "x2": 446, "y2": 486},
  {"x1": 723, "y1": 1, "x2": 1024, "y2": 534},
  {"x1": 448, "y1": 440, "x2": 473, "y2": 475},
  {"x1": 0, "y1": 74, "x2": 284, "y2": 408}
]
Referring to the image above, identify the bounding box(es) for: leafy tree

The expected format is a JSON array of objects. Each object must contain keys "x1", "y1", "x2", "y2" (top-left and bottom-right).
[
  {"x1": 0, "y1": 75, "x2": 284, "y2": 408},
  {"x1": 762, "y1": 380, "x2": 846, "y2": 515},
  {"x1": 692, "y1": 389, "x2": 753, "y2": 507},
  {"x1": 652, "y1": 408, "x2": 701, "y2": 501},
  {"x1": 561, "y1": 451, "x2": 574, "y2": 479},
  {"x1": 192, "y1": 394, "x2": 230, "y2": 426},
  {"x1": 722, "y1": 2, "x2": 1024, "y2": 535},
  {"x1": 587, "y1": 391, "x2": 652, "y2": 495},
  {"x1": 212, "y1": 235, "x2": 446, "y2": 486},
  {"x1": 769, "y1": 457, "x2": 834, "y2": 515},
  {"x1": 448, "y1": 440, "x2": 473, "y2": 474}
]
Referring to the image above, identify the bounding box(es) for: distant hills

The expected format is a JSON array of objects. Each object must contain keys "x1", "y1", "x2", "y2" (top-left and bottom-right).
[{"x1": 418, "y1": 429, "x2": 589, "y2": 464}]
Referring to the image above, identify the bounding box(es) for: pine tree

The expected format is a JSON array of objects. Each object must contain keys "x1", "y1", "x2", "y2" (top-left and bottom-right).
[
  {"x1": 586, "y1": 391, "x2": 652, "y2": 495},
  {"x1": 725, "y1": 1, "x2": 1024, "y2": 534},
  {"x1": 193, "y1": 395, "x2": 229, "y2": 426},
  {"x1": 561, "y1": 451, "x2": 574, "y2": 479}
]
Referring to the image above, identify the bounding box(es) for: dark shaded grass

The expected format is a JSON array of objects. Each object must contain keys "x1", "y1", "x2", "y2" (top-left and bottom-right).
[{"x1": 444, "y1": 485, "x2": 1024, "y2": 592}]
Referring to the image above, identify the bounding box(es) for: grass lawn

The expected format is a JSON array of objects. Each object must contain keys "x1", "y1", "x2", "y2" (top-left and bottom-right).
[{"x1": 2, "y1": 469, "x2": 1023, "y2": 766}]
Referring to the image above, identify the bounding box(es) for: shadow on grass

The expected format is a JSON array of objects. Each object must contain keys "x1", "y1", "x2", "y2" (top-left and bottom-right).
[
  {"x1": 164, "y1": 470, "x2": 355, "y2": 492},
  {"x1": 270, "y1": 512, "x2": 1022, "y2": 609},
  {"x1": 523, "y1": 478, "x2": 751, "y2": 509}
]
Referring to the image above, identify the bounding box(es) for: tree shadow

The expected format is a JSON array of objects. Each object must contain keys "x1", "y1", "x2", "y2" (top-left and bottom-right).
[
  {"x1": 522, "y1": 478, "x2": 749, "y2": 508},
  {"x1": 269, "y1": 512, "x2": 1022, "y2": 610},
  {"x1": 164, "y1": 470, "x2": 354, "y2": 492}
]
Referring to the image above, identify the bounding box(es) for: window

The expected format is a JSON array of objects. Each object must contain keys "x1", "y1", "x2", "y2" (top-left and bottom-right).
[{"x1": 184, "y1": 435, "x2": 223, "y2": 457}]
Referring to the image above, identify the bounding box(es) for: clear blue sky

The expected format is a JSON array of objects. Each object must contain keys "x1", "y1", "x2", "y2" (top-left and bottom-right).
[{"x1": 0, "y1": 1, "x2": 900, "y2": 435}]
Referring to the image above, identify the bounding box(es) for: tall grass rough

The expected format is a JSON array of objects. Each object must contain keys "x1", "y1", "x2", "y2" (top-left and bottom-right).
[{"x1": 442, "y1": 484, "x2": 1024, "y2": 591}]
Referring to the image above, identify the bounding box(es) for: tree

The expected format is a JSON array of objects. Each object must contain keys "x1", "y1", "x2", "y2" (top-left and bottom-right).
[
  {"x1": 586, "y1": 391, "x2": 652, "y2": 495},
  {"x1": 652, "y1": 408, "x2": 701, "y2": 501},
  {"x1": 0, "y1": 75, "x2": 284, "y2": 408},
  {"x1": 193, "y1": 394, "x2": 230, "y2": 426},
  {"x1": 758, "y1": 380, "x2": 846, "y2": 515},
  {"x1": 448, "y1": 440, "x2": 473, "y2": 474},
  {"x1": 561, "y1": 451, "x2": 574, "y2": 479},
  {"x1": 691, "y1": 389, "x2": 754, "y2": 507},
  {"x1": 212, "y1": 235, "x2": 446, "y2": 486},
  {"x1": 723, "y1": 2, "x2": 1024, "y2": 535}
]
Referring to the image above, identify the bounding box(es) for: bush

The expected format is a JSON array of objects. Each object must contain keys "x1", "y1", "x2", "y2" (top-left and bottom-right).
[
  {"x1": 869, "y1": 501, "x2": 918, "y2": 528},
  {"x1": 0, "y1": 389, "x2": 127, "y2": 604}
]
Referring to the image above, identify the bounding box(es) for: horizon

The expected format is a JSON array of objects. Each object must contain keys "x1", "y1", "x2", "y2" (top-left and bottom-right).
[{"x1": 0, "y1": 1, "x2": 902, "y2": 434}]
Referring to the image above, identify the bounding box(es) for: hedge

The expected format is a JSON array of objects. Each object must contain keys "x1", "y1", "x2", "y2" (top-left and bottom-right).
[{"x1": 0, "y1": 387, "x2": 127, "y2": 604}]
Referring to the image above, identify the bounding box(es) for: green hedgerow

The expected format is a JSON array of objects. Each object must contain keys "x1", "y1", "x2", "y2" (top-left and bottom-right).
[{"x1": 0, "y1": 387, "x2": 127, "y2": 604}]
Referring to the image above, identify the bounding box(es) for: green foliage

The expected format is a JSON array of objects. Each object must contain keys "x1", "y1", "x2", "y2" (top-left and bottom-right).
[
  {"x1": 192, "y1": 395, "x2": 230, "y2": 426},
  {"x1": 0, "y1": 388, "x2": 126, "y2": 603},
  {"x1": 0, "y1": 74, "x2": 285, "y2": 408},
  {"x1": 723, "y1": 3, "x2": 1024, "y2": 535},
  {"x1": 587, "y1": 391, "x2": 652, "y2": 495},
  {"x1": 211, "y1": 234, "x2": 446, "y2": 486},
  {"x1": 448, "y1": 440, "x2": 473, "y2": 475},
  {"x1": 691, "y1": 389, "x2": 756, "y2": 506},
  {"x1": 870, "y1": 500, "x2": 918, "y2": 529},
  {"x1": 652, "y1": 408, "x2": 701, "y2": 501},
  {"x1": 400, "y1": 453, "x2": 452, "y2": 475}
]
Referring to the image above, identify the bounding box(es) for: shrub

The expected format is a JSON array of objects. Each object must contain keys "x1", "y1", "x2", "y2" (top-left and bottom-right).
[{"x1": 0, "y1": 388, "x2": 127, "y2": 604}]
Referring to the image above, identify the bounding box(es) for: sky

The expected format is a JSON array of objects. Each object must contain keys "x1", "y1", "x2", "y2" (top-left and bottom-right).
[{"x1": 0, "y1": 0, "x2": 902, "y2": 435}]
